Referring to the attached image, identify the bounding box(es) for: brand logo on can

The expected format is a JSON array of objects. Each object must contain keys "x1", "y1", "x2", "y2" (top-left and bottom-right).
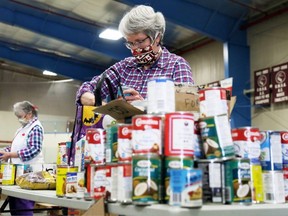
[
  {"x1": 244, "y1": 129, "x2": 260, "y2": 141},
  {"x1": 137, "y1": 160, "x2": 151, "y2": 167},
  {"x1": 93, "y1": 132, "x2": 100, "y2": 142},
  {"x1": 239, "y1": 162, "x2": 250, "y2": 169},
  {"x1": 135, "y1": 118, "x2": 159, "y2": 127},
  {"x1": 281, "y1": 132, "x2": 288, "y2": 142},
  {"x1": 122, "y1": 127, "x2": 130, "y2": 136}
]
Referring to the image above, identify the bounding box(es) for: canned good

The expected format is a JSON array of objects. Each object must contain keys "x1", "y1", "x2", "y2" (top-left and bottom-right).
[
  {"x1": 232, "y1": 127, "x2": 261, "y2": 164},
  {"x1": 132, "y1": 115, "x2": 163, "y2": 155},
  {"x1": 147, "y1": 77, "x2": 175, "y2": 114},
  {"x1": 262, "y1": 170, "x2": 285, "y2": 203},
  {"x1": 164, "y1": 156, "x2": 194, "y2": 203},
  {"x1": 260, "y1": 131, "x2": 283, "y2": 171},
  {"x1": 199, "y1": 87, "x2": 228, "y2": 118},
  {"x1": 86, "y1": 128, "x2": 105, "y2": 165},
  {"x1": 224, "y1": 158, "x2": 252, "y2": 205},
  {"x1": 56, "y1": 166, "x2": 78, "y2": 197},
  {"x1": 117, "y1": 124, "x2": 133, "y2": 162},
  {"x1": 106, "y1": 163, "x2": 118, "y2": 203},
  {"x1": 1, "y1": 164, "x2": 16, "y2": 185},
  {"x1": 66, "y1": 171, "x2": 78, "y2": 198},
  {"x1": 132, "y1": 155, "x2": 162, "y2": 205},
  {"x1": 250, "y1": 163, "x2": 264, "y2": 203},
  {"x1": 199, "y1": 114, "x2": 235, "y2": 159},
  {"x1": 76, "y1": 171, "x2": 85, "y2": 199},
  {"x1": 169, "y1": 168, "x2": 202, "y2": 208},
  {"x1": 281, "y1": 131, "x2": 288, "y2": 166},
  {"x1": 106, "y1": 124, "x2": 119, "y2": 163},
  {"x1": 164, "y1": 112, "x2": 195, "y2": 157},
  {"x1": 94, "y1": 165, "x2": 107, "y2": 200},
  {"x1": 117, "y1": 162, "x2": 133, "y2": 204}
]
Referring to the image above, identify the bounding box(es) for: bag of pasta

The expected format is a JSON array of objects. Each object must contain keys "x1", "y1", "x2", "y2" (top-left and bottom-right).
[{"x1": 16, "y1": 171, "x2": 56, "y2": 190}]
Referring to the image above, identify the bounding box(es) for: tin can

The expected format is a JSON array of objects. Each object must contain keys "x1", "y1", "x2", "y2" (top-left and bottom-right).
[
  {"x1": 132, "y1": 115, "x2": 163, "y2": 155},
  {"x1": 147, "y1": 77, "x2": 175, "y2": 114},
  {"x1": 117, "y1": 162, "x2": 133, "y2": 204},
  {"x1": 164, "y1": 112, "x2": 195, "y2": 157},
  {"x1": 196, "y1": 160, "x2": 225, "y2": 203},
  {"x1": 260, "y1": 131, "x2": 283, "y2": 171},
  {"x1": 250, "y1": 163, "x2": 264, "y2": 203},
  {"x1": 66, "y1": 171, "x2": 78, "y2": 198},
  {"x1": 1, "y1": 164, "x2": 16, "y2": 185},
  {"x1": 56, "y1": 165, "x2": 78, "y2": 197},
  {"x1": 117, "y1": 124, "x2": 133, "y2": 162},
  {"x1": 85, "y1": 164, "x2": 95, "y2": 200},
  {"x1": 199, "y1": 114, "x2": 235, "y2": 159},
  {"x1": 76, "y1": 171, "x2": 85, "y2": 199},
  {"x1": 106, "y1": 163, "x2": 118, "y2": 203},
  {"x1": 86, "y1": 128, "x2": 105, "y2": 165},
  {"x1": 164, "y1": 156, "x2": 194, "y2": 203},
  {"x1": 224, "y1": 158, "x2": 252, "y2": 205},
  {"x1": 132, "y1": 155, "x2": 162, "y2": 205},
  {"x1": 194, "y1": 112, "x2": 204, "y2": 160},
  {"x1": 106, "y1": 124, "x2": 119, "y2": 163},
  {"x1": 281, "y1": 131, "x2": 288, "y2": 166},
  {"x1": 57, "y1": 142, "x2": 69, "y2": 165},
  {"x1": 262, "y1": 170, "x2": 285, "y2": 203},
  {"x1": 231, "y1": 127, "x2": 261, "y2": 164},
  {"x1": 199, "y1": 87, "x2": 228, "y2": 118},
  {"x1": 94, "y1": 165, "x2": 107, "y2": 200},
  {"x1": 283, "y1": 166, "x2": 288, "y2": 202},
  {"x1": 169, "y1": 168, "x2": 202, "y2": 208}
]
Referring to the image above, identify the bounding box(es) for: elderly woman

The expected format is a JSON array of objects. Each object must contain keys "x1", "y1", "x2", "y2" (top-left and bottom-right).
[
  {"x1": 0, "y1": 101, "x2": 44, "y2": 216},
  {"x1": 77, "y1": 5, "x2": 193, "y2": 105}
]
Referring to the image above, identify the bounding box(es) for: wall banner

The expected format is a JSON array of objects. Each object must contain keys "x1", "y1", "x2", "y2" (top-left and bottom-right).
[
  {"x1": 271, "y1": 62, "x2": 288, "y2": 103},
  {"x1": 254, "y1": 68, "x2": 271, "y2": 105}
]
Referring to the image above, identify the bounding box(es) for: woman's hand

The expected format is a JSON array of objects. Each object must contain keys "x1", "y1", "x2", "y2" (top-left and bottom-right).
[
  {"x1": 123, "y1": 88, "x2": 144, "y2": 103},
  {"x1": 80, "y1": 92, "x2": 95, "y2": 106},
  {"x1": 0, "y1": 151, "x2": 11, "y2": 162}
]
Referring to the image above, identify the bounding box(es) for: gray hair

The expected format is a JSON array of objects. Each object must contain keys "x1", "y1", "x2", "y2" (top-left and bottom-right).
[
  {"x1": 13, "y1": 101, "x2": 38, "y2": 117},
  {"x1": 118, "y1": 5, "x2": 166, "y2": 42}
]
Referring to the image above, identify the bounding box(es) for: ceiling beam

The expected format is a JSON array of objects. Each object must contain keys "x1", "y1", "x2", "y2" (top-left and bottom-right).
[
  {"x1": 0, "y1": 42, "x2": 100, "y2": 81},
  {"x1": 120, "y1": 0, "x2": 247, "y2": 45},
  {"x1": 0, "y1": 4, "x2": 130, "y2": 60}
]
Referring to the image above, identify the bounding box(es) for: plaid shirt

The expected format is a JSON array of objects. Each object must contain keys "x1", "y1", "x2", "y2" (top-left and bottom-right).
[
  {"x1": 4, "y1": 117, "x2": 43, "y2": 162},
  {"x1": 76, "y1": 47, "x2": 193, "y2": 104}
]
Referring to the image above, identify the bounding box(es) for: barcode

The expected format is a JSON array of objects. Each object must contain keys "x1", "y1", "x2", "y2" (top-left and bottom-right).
[
  {"x1": 266, "y1": 193, "x2": 274, "y2": 201},
  {"x1": 172, "y1": 193, "x2": 182, "y2": 203}
]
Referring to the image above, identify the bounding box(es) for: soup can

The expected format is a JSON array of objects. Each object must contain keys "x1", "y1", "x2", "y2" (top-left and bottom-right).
[
  {"x1": 117, "y1": 124, "x2": 133, "y2": 162},
  {"x1": 132, "y1": 115, "x2": 163, "y2": 155},
  {"x1": 106, "y1": 163, "x2": 118, "y2": 203},
  {"x1": 199, "y1": 87, "x2": 228, "y2": 118},
  {"x1": 147, "y1": 77, "x2": 175, "y2": 114},
  {"x1": 56, "y1": 165, "x2": 78, "y2": 197},
  {"x1": 164, "y1": 112, "x2": 195, "y2": 157},
  {"x1": 117, "y1": 162, "x2": 133, "y2": 204},
  {"x1": 86, "y1": 128, "x2": 105, "y2": 165}
]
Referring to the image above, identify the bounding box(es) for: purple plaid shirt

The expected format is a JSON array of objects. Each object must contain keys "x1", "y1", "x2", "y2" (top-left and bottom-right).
[
  {"x1": 4, "y1": 117, "x2": 43, "y2": 162},
  {"x1": 76, "y1": 47, "x2": 193, "y2": 104}
]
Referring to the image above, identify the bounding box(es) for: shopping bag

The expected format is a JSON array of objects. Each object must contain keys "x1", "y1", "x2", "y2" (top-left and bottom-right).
[{"x1": 69, "y1": 72, "x2": 116, "y2": 164}]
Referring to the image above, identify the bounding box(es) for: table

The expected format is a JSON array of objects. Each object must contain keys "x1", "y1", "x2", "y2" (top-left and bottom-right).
[{"x1": 107, "y1": 202, "x2": 288, "y2": 216}]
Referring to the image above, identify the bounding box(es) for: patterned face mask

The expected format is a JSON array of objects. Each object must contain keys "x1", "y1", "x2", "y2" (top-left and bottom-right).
[{"x1": 132, "y1": 44, "x2": 160, "y2": 65}]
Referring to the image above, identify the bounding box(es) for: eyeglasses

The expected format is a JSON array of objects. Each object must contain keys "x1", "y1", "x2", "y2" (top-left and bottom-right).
[{"x1": 125, "y1": 36, "x2": 150, "y2": 49}]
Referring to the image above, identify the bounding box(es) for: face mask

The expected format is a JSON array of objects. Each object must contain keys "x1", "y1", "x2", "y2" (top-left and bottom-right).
[
  {"x1": 18, "y1": 118, "x2": 29, "y2": 126},
  {"x1": 132, "y1": 44, "x2": 160, "y2": 65}
]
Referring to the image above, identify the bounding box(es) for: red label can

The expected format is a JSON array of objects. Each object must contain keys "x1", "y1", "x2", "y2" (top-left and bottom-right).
[
  {"x1": 164, "y1": 112, "x2": 194, "y2": 157},
  {"x1": 86, "y1": 128, "x2": 105, "y2": 165},
  {"x1": 132, "y1": 115, "x2": 163, "y2": 155},
  {"x1": 117, "y1": 124, "x2": 133, "y2": 162}
]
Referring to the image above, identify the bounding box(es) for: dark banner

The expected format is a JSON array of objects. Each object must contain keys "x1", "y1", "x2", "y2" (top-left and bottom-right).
[
  {"x1": 254, "y1": 68, "x2": 271, "y2": 105},
  {"x1": 271, "y1": 62, "x2": 288, "y2": 103}
]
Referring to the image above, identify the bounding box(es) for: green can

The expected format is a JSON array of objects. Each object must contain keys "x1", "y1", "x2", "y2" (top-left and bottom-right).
[
  {"x1": 224, "y1": 158, "x2": 252, "y2": 204},
  {"x1": 199, "y1": 114, "x2": 235, "y2": 159},
  {"x1": 163, "y1": 156, "x2": 194, "y2": 203},
  {"x1": 132, "y1": 155, "x2": 162, "y2": 205},
  {"x1": 105, "y1": 124, "x2": 119, "y2": 163}
]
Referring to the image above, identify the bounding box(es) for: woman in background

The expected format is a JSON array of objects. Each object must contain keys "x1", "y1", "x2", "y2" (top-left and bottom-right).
[{"x1": 0, "y1": 101, "x2": 44, "y2": 216}]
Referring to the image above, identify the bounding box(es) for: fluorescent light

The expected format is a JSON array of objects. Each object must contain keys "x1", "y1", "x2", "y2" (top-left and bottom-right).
[
  {"x1": 99, "y1": 28, "x2": 122, "y2": 40},
  {"x1": 43, "y1": 70, "x2": 57, "y2": 76}
]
